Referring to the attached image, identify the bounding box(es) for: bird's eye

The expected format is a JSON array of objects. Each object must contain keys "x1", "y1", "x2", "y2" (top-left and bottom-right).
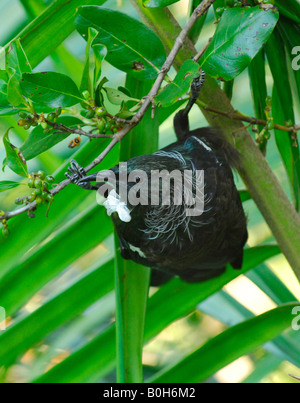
[{"x1": 135, "y1": 176, "x2": 141, "y2": 183}]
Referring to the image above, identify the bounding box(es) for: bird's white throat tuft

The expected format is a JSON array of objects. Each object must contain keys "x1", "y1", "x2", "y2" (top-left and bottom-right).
[{"x1": 103, "y1": 189, "x2": 132, "y2": 222}]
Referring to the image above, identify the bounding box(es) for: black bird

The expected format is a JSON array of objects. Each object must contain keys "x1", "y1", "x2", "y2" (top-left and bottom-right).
[{"x1": 66, "y1": 75, "x2": 248, "y2": 286}]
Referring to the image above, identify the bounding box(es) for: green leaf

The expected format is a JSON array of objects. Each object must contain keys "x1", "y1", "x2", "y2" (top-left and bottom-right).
[
  {"x1": 155, "y1": 59, "x2": 201, "y2": 107},
  {"x1": 75, "y1": 6, "x2": 166, "y2": 80},
  {"x1": 188, "y1": 0, "x2": 207, "y2": 44},
  {"x1": 266, "y1": 27, "x2": 300, "y2": 210},
  {"x1": 239, "y1": 189, "x2": 251, "y2": 203},
  {"x1": 275, "y1": 0, "x2": 300, "y2": 24},
  {"x1": 80, "y1": 27, "x2": 97, "y2": 95},
  {"x1": 6, "y1": 39, "x2": 32, "y2": 80},
  {"x1": 278, "y1": 17, "x2": 300, "y2": 103},
  {"x1": 20, "y1": 116, "x2": 83, "y2": 160},
  {"x1": 7, "y1": 74, "x2": 24, "y2": 107},
  {"x1": 33, "y1": 244, "x2": 281, "y2": 383},
  {"x1": 92, "y1": 43, "x2": 107, "y2": 91},
  {"x1": 2, "y1": 127, "x2": 28, "y2": 177},
  {"x1": 1, "y1": 0, "x2": 108, "y2": 70},
  {"x1": 0, "y1": 258, "x2": 114, "y2": 368},
  {"x1": 200, "y1": 6, "x2": 279, "y2": 80},
  {"x1": 248, "y1": 49, "x2": 267, "y2": 134},
  {"x1": 114, "y1": 76, "x2": 159, "y2": 383},
  {"x1": 142, "y1": 0, "x2": 180, "y2": 7},
  {"x1": 20, "y1": 72, "x2": 83, "y2": 107},
  {"x1": 0, "y1": 203, "x2": 113, "y2": 317},
  {"x1": 0, "y1": 180, "x2": 21, "y2": 192},
  {"x1": 104, "y1": 87, "x2": 138, "y2": 106},
  {"x1": 0, "y1": 138, "x2": 118, "y2": 278},
  {"x1": 0, "y1": 70, "x2": 9, "y2": 105},
  {"x1": 152, "y1": 303, "x2": 299, "y2": 383},
  {"x1": 0, "y1": 106, "x2": 21, "y2": 116}
]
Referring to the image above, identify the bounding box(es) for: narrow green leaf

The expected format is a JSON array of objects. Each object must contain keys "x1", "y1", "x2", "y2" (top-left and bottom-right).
[
  {"x1": 188, "y1": 0, "x2": 207, "y2": 44},
  {"x1": 0, "y1": 139, "x2": 118, "y2": 282},
  {"x1": 20, "y1": 72, "x2": 83, "y2": 107},
  {"x1": 247, "y1": 264, "x2": 297, "y2": 306},
  {"x1": 92, "y1": 43, "x2": 107, "y2": 91},
  {"x1": 6, "y1": 39, "x2": 32, "y2": 79},
  {"x1": 20, "y1": 116, "x2": 83, "y2": 160},
  {"x1": 0, "y1": 259, "x2": 114, "y2": 368},
  {"x1": 114, "y1": 76, "x2": 159, "y2": 383},
  {"x1": 143, "y1": 0, "x2": 180, "y2": 7},
  {"x1": 266, "y1": 27, "x2": 300, "y2": 210},
  {"x1": 1, "y1": 0, "x2": 108, "y2": 70},
  {"x1": 152, "y1": 303, "x2": 299, "y2": 383},
  {"x1": 80, "y1": 27, "x2": 97, "y2": 95},
  {"x1": 2, "y1": 127, "x2": 28, "y2": 177},
  {"x1": 0, "y1": 180, "x2": 21, "y2": 192},
  {"x1": 248, "y1": 49, "x2": 267, "y2": 133},
  {"x1": 0, "y1": 78, "x2": 8, "y2": 106},
  {"x1": 114, "y1": 244, "x2": 151, "y2": 383},
  {"x1": 200, "y1": 6, "x2": 279, "y2": 80},
  {"x1": 278, "y1": 17, "x2": 300, "y2": 103},
  {"x1": 239, "y1": 189, "x2": 251, "y2": 203},
  {"x1": 75, "y1": 6, "x2": 166, "y2": 80},
  {"x1": 34, "y1": 327, "x2": 116, "y2": 383},
  {"x1": 34, "y1": 245, "x2": 281, "y2": 383},
  {"x1": 275, "y1": 0, "x2": 300, "y2": 24},
  {"x1": 0, "y1": 201, "x2": 113, "y2": 317},
  {"x1": 155, "y1": 59, "x2": 201, "y2": 107},
  {"x1": 0, "y1": 106, "x2": 21, "y2": 116}
]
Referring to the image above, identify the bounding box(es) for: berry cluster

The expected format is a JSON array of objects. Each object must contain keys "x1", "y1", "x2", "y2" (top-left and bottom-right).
[
  {"x1": 16, "y1": 171, "x2": 55, "y2": 206},
  {"x1": 17, "y1": 108, "x2": 62, "y2": 133}
]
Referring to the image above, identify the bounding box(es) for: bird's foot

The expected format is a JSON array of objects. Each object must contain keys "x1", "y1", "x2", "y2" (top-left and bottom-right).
[
  {"x1": 190, "y1": 71, "x2": 205, "y2": 101},
  {"x1": 65, "y1": 159, "x2": 94, "y2": 190}
]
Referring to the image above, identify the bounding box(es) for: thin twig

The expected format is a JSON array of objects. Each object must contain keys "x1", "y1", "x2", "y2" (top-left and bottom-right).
[
  {"x1": 198, "y1": 102, "x2": 300, "y2": 133},
  {"x1": 0, "y1": 0, "x2": 216, "y2": 223}
]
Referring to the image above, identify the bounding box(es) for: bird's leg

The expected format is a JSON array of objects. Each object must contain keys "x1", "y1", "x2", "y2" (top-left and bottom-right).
[
  {"x1": 65, "y1": 159, "x2": 98, "y2": 190},
  {"x1": 174, "y1": 70, "x2": 205, "y2": 141}
]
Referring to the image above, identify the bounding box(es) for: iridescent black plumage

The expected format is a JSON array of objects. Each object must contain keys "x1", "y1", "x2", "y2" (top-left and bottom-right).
[{"x1": 66, "y1": 75, "x2": 248, "y2": 286}]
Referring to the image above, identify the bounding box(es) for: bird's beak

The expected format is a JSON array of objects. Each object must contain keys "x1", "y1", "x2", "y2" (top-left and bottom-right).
[
  {"x1": 77, "y1": 173, "x2": 105, "y2": 191},
  {"x1": 77, "y1": 173, "x2": 98, "y2": 185}
]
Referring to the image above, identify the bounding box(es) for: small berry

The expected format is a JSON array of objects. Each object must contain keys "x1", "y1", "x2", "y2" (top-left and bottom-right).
[
  {"x1": 46, "y1": 194, "x2": 54, "y2": 203},
  {"x1": 35, "y1": 178, "x2": 43, "y2": 189},
  {"x1": 27, "y1": 193, "x2": 36, "y2": 203},
  {"x1": 82, "y1": 90, "x2": 90, "y2": 100},
  {"x1": 46, "y1": 176, "x2": 55, "y2": 183},
  {"x1": 2, "y1": 226, "x2": 9, "y2": 238},
  {"x1": 86, "y1": 110, "x2": 95, "y2": 119},
  {"x1": 55, "y1": 107, "x2": 62, "y2": 116},
  {"x1": 28, "y1": 177, "x2": 35, "y2": 188},
  {"x1": 35, "y1": 196, "x2": 43, "y2": 204},
  {"x1": 18, "y1": 119, "x2": 27, "y2": 126},
  {"x1": 47, "y1": 112, "x2": 56, "y2": 122},
  {"x1": 37, "y1": 170, "x2": 46, "y2": 180},
  {"x1": 97, "y1": 118, "x2": 106, "y2": 132},
  {"x1": 96, "y1": 107, "x2": 106, "y2": 117}
]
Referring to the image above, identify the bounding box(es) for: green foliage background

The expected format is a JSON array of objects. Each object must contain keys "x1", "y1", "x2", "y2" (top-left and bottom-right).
[{"x1": 0, "y1": 0, "x2": 299, "y2": 383}]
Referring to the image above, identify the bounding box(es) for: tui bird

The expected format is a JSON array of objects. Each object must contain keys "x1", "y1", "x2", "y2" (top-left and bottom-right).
[{"x1": 66, "y1": 74, "x2": 248, "y2": 286}]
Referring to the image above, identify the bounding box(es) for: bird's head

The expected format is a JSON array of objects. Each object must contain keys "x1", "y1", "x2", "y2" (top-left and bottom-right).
[{"x1": 77, "y1": 153, "x2": 187, "y2": 223}]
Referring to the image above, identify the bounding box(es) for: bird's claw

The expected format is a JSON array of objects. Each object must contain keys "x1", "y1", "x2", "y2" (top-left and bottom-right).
[
  {"x1": 65, "y1": 159, "x2": 93, "y2": 190},
  {"x1": 191, "y1": 71, "x2": 205, "y2": 100}
]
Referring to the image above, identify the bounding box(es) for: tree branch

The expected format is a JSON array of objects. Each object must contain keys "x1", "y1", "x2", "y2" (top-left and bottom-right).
[
  {"x1": 0, "y1": 0, "x2": 215, "y2": 223},
  {"x1": 197, "y1": 101, "x2": 300, "y2": 134}
]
